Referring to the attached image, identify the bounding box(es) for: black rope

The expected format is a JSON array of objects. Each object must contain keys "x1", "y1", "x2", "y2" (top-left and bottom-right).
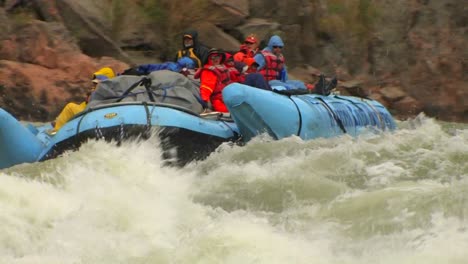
[
  {"x1": 142, "y1": 78, "x2": 156, "y2": 102},
  {"x1": 275, "y1": 93, "x2": 304, "y2": 136},
  {"x1": 290, "y1": 98, "x2": 303, "y2": 137},
  {"x1": 334, "y1": 96, "x2": 386, "y2": 131},
  {"x1": 272, "y1": 93, "x2": 304, "y2": 136},
  {"x1": 116, "y1": 77, "x2": 149, "y2": 102},
  {"x1": 316, "y1": 97, "x2": 347, "y2": 134},
  {"x1": 75, "y1": 114, "x2": 87, "y2": 147},
  {"x1": 142, "y1": 101, "x2": 152, "y2": 137}
]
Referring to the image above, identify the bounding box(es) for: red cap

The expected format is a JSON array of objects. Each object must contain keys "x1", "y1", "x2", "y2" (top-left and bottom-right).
[{"x1": 244, "y1": 34, "x2": 257, "y2": 44}]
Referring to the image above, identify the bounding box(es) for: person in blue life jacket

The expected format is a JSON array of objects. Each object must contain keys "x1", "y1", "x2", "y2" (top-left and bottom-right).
[{"x1": 175, "y1": 29, "x2": 210, "y2": 68}]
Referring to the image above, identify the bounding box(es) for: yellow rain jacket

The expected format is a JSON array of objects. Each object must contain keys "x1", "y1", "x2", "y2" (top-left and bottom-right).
[
  {"x1": 53, "y1": 101, "x2": 87, "y2": 131},
  {"x1": 53, "y1": 67, "x2": 116, "y2": 131}
]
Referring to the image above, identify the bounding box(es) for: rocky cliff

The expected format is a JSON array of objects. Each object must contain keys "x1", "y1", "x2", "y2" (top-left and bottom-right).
[{"x1": 0, "y1": 0, "x2": 466, "y2": 122}]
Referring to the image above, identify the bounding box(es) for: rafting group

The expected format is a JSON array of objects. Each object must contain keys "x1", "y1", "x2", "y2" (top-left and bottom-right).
[{"x1": 0, "y1": 30, "x2": 396, "y2": 170}]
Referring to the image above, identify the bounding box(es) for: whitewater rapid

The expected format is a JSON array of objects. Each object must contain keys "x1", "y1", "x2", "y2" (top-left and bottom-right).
[{"x1": 1, "y1": 115, "x2": 467, "y2": 263}]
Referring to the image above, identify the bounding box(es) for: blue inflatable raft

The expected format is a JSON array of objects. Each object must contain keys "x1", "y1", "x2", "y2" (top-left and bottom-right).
[
  {"x1": 222, "y1": 83, "x2": 396, "y2": 141},
  {"x1": 0, "y1": 70, "x2": 239, "y2": 170},
  {"x1": 0, "y1": 70, "x2": 397, "y2": 170},
  {"x1": 0, "y1": 103, "x2": 238, "y2": 170}
]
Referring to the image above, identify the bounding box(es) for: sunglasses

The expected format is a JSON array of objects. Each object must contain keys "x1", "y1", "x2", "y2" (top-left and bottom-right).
[
  {"x1": 273, "y1": 46, "x2": 283, "y2": 49},
  {"x1": 244, "y1": 41, "x2": 255, "y2": 45},
  {"x1": 210, "y1": 54, "x2": 221, "y2": 59}
]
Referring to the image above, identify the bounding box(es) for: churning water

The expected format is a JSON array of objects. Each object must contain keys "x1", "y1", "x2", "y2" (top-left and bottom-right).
[{"x1": 1, "y1": 114, "x2": 467, "y2": 263}]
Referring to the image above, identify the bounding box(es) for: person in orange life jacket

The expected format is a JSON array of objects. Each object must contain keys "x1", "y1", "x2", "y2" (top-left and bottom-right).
[
  {"x1": 52, "y1": 67, "x2": 115, "y2": 132},
  {"x1": 226, "y1": 52, "x2": 272, "y2": 91},
  {"x1": 233, "y1": 34, "x2": 259, "y2": 67},
  {"x1": 194, "y1": 49, "x2": 232, "y2": 113},
  {"x1": 175, "y1": 29, "x2": 210, "y2": 68}
]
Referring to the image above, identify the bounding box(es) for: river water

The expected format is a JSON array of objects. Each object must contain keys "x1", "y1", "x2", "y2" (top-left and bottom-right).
[{"x1": 1, "y1": 114, "x2": 467, "y2": 263}]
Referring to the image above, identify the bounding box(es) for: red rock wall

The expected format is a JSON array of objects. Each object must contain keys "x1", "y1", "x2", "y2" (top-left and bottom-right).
[{"x1": 0, "y1": 0, "x2": 466, "y2": 122}]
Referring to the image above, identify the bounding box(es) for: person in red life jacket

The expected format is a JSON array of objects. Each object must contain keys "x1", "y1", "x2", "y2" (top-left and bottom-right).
[
  {"x1": 252, "y1": 35, "x2": 336, "y2": 94},
  {"x1": 194, "y1": 49, "x2": 232, "y2": 113},
  {"x1": 233, "y1": 34, "x2": 259, "y2": 67},
  {"x1": 175, "y1": 29, "x2": 210, "y2": 68},
  {"x1": 225, "y1": 52, "x2": 272, "y2": 91},
  {"x1": 252, "y1": 35, "x2": 286, "y2": 82},
  {"x1": 224, "y1": 53, "x2": 245, "y2": 83}
]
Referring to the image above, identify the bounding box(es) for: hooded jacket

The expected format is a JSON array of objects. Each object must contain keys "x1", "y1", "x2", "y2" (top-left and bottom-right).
[
  {"x1": 175, "y1": 29, "x2": 210, "y2": 68},
  {"x1": 253, "y1": 35, "x2": 288, "y2": 81}
]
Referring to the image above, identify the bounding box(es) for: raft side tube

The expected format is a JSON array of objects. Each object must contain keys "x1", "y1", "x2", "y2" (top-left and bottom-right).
[
  {"x1": 53, "y1": 104, "x2": 238, "y2": 142},
  {"x1": 223, "y1": 83, "x2": 300, "y2": 141},
  {"x1": 0, "y1": 108, "x2": 46, "y2": 169}
]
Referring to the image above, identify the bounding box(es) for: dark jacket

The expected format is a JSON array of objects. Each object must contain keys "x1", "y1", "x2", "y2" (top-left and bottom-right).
[{"x1": 175, "y1": 29, "x2": 210, "y2": 68}]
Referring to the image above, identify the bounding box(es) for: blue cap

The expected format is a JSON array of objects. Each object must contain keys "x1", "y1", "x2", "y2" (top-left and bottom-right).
[{"x1": 92, "y1": 74, "x2": 109, "y2": 83}]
